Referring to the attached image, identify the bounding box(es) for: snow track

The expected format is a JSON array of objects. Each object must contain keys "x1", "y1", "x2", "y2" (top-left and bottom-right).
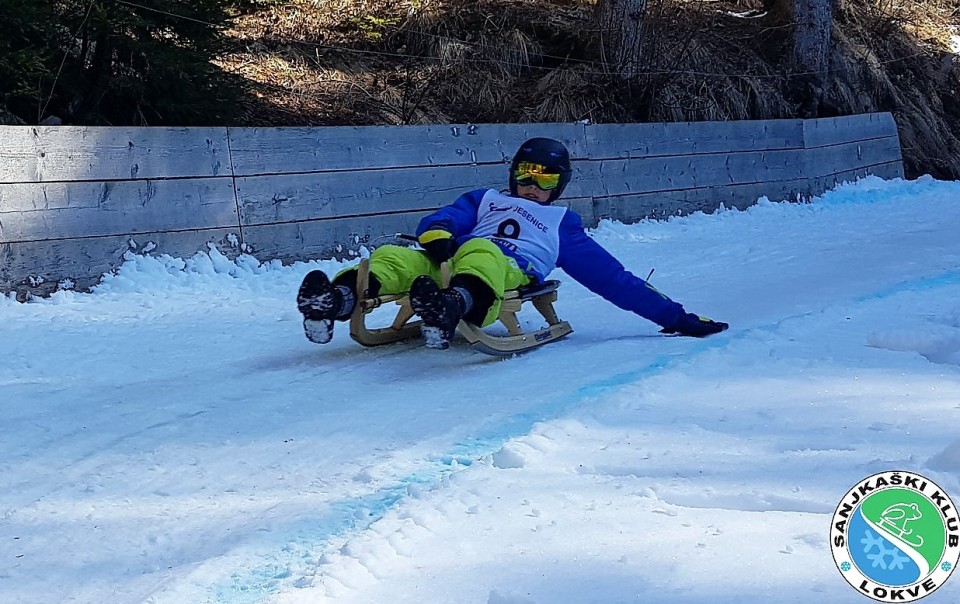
[{"x1": 3, "y1": 177, "x2": 960, "y2": 603}]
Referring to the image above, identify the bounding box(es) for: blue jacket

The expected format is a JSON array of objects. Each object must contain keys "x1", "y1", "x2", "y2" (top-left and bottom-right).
[{"x1": 416, "y1": 189, "x2": 685, "y2": 328}]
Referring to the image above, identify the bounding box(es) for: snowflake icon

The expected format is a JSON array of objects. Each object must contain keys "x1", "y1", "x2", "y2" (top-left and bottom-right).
[
  {"x1": 861, "y1": 529, "x2": 885, "y2": 553},
  {"x1": 840, "y1": 561, "x2": 852, "y2": 572},
  {"x1": 943, "y1": 561, "x2": 953, "y2": 572},
  {"x1": 887, "y1": 550, "x2": 910, "y2": 570},
  {"x1": 861, "y1": 529, "x2": 908, "y2": 570}
]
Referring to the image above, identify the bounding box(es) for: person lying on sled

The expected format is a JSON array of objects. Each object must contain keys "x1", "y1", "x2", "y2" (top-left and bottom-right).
[{"x1": 297, "y1": 137, "x2": 728, "y2": 349}]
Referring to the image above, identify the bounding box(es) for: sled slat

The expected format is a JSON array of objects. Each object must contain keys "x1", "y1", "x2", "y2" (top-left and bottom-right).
[
  {"x1": 350, "y1": 258, "x2": 423, "y2": 347},
  {"x1": 459, "y1": 321, "x2": 574, "y2": 356}
]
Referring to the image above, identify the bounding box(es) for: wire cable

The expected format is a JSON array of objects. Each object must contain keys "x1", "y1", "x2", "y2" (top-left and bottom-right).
[{"x1": 40, "y1": 0, "x2": 97, "y2": 122}]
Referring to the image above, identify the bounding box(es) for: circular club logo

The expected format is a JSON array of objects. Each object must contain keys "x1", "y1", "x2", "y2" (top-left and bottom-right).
[{"x1": 831, "y1": 471, "x2": 959, "y2": 602}]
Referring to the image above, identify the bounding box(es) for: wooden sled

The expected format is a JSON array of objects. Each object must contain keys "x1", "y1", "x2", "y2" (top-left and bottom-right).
[{"x1": 349, "y1": 258, "x2": 573, "y2": 356}]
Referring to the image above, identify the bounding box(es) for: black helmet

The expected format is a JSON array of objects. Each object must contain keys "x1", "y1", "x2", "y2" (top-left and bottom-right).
[{"x1": 509, "y1": 137, "x2": 572, "y2": 203}]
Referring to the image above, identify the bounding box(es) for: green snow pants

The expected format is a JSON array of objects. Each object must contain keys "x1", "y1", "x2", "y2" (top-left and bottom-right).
[{"x1": 351, "y1": 238, "x2": 532, "y2": 327}]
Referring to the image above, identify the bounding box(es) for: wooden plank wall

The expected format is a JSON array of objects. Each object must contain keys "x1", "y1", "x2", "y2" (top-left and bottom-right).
[{"x1": 0, "y1": 113, "x2": 903, "y2": 297}]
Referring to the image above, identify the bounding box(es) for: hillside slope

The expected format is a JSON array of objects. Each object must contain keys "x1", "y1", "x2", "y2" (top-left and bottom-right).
[{"x1": 221, "y1": 0, "x2": 960, "y2": 179}]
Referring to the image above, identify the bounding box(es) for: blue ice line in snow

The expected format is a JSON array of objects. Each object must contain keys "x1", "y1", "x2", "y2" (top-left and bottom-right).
[
  {"x1": 439, "y1": 354, "x2": 686, "y2": 461},
  {"x1": 762, "y1": 269, "x2": 960, "y2": 334},
  {"x1": 857, "y1": 270, "x2": 960, "y2": 301},
  {"x1": 211, "y1": 478, "x2": 435, "y2": 603}
]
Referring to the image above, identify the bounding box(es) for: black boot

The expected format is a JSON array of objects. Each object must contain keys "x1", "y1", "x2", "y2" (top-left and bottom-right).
[
  {"x1": 296, "y1": 270, "x2": 344, "y2": 344},
  {"x1": 409, "y1": 275, "x2": 465, "y2": 350},
  {"x1": 449, "y1": 274, "x2": 495, "y2": 326}
]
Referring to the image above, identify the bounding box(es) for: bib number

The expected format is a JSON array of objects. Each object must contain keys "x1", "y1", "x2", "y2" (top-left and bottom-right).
[{"x1": 496, "y1": 219, "x2": 521, "y2": 239}]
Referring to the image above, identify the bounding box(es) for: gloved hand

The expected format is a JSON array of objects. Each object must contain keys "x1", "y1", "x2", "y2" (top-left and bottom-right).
[
  {"x1": 418, "y1": 229, "x2": 457, "y2": 264},
  {"x1": 661, "y1": 312, "x2": 729, "y2": 337}
]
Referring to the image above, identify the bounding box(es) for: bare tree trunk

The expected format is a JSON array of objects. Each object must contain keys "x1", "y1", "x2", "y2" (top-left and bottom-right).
[
  {"x1": 794, "y1": 0, "x2": 833, "y2": 79},
  {"x1": 767, "y1": 0, "x2": 834, "y2": 82},
  {"x1": 764, "y1": 0, "x2": 834, "y2": 116},
  {"x1": 597, "y1": 0, "x2": 647, "y2": 79}
]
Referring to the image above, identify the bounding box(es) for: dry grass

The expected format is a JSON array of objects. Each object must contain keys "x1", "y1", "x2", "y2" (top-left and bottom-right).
[{"x1": 220, "y1": 0, "x2": 960, "y2": 177}]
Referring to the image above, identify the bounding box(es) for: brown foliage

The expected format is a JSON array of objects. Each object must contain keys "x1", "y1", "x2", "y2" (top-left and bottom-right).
[{"x1": 218, "y1": 0, "x2": 960, "y2": 178}]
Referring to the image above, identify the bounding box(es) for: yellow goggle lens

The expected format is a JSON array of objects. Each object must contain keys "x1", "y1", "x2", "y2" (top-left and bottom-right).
[{"x1": 514, "y1": 162, "x2": 561, "y2": 190}]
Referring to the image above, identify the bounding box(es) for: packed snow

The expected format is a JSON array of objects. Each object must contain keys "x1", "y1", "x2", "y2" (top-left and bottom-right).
[{"x1": 2, "y1": 175, "x2": 960, "y2": 604}]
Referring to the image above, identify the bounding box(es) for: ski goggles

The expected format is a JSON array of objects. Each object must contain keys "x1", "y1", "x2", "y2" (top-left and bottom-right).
[{"x1": 514, "y1": 162, "x2": 562, "y2": 190}]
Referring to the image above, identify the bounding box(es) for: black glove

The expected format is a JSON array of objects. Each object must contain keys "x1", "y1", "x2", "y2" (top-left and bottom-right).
[
  {"x1": 661, "y1": 312, "x2": 729, "y2": 337},
  {"x1": 418, "y1": 229, "x2": 456, "y2": 264}
]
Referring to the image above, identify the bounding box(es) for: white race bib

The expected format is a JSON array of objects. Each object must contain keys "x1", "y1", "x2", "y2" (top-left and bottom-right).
[{"x1": 470, "y1": 190, "x2": 568, "y2": 278}]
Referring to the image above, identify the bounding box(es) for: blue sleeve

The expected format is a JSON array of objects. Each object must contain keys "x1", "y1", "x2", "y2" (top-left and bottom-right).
[
  {"x1": 415, "y1": 189, "x2": 486, "y2": 238},
  {"x1": 556, "y1": 211, "x2": 685, "y2": 329}
]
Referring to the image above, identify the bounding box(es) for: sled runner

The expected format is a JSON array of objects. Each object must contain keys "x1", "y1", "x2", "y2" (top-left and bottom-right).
[{"x1": 349, "y1": 258, "x2": 573, "y2": 356}]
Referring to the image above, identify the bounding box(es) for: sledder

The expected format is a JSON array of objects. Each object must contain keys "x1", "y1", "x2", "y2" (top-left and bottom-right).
[{"x1": 296, "y1": 137, "x2": 728, "y2": 354}]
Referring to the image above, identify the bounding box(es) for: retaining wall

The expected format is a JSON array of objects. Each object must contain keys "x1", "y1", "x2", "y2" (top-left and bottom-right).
[{"x1": 0, "y1": 113, "x2": 903, "y2": 297}]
